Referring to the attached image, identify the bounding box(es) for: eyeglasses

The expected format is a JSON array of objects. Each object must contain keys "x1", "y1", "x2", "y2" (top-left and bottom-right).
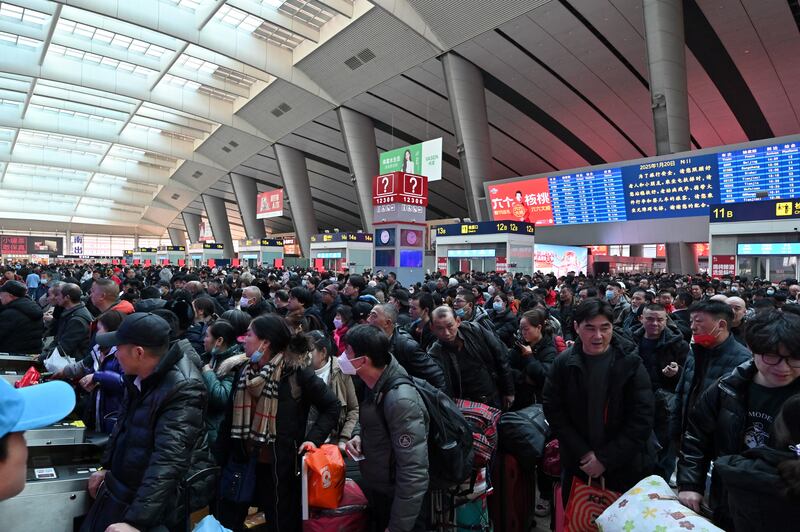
[{"x1": 756, "y1": 353, "x2": 800, "y2": 369}]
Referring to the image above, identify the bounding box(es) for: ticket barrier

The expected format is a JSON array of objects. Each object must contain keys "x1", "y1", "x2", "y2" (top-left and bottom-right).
[{"x1": 0, "y1": 420, "x2": 105, "y2": 531}]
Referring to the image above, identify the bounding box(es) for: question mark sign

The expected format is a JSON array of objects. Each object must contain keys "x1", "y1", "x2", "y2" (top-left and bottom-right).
[
  {"x1": 409, "y1": 177, "x2": 418, "y2": 194},
  {"x1": 381, "y1": 176, "x2": 389, "y2": 193}
]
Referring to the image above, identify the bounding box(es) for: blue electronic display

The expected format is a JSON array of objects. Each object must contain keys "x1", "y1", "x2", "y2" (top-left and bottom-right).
[
  {"x1": 737, "y1": 243, "x2": 800, "y2": 256},
  {"x1": 718, "y1": 143, "x2": 800, "y2": 203},
  {"x1": 547, "y1": 168, "x2": 626, "y2": 225}
]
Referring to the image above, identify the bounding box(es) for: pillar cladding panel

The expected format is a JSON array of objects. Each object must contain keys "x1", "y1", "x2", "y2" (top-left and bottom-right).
[
  {"x1": 337, "y1": 106, "x2": 378, "y2": 233},
  {"x1": 182, "y1": 212, "x2": 201, "y2": 244},
  {"x1": 231, "y1": 173, "x2": 267, "y2": 240},
  {"x1": 202, "y1": 194, "x2": 235, "y2": 258},
  {"x1": 274, "y1": 143, "x2": 319, "y2": 257}
]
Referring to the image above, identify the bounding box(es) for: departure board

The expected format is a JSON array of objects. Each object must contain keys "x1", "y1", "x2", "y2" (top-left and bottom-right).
[
  {"x1": 718, "y1": 143, "x2": 799, "y2": 203},
  {"x1": 547, "y1": 168, "x2": 626, "y2": 225}
]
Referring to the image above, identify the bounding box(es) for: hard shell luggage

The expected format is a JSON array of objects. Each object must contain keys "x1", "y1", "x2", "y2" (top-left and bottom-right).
[{"x1": 488, "y1": 453, "x2": 536, "y2": 532}]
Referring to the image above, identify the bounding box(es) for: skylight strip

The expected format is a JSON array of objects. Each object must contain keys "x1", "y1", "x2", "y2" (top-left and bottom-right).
[
  {"x1": 0, "y1": 3, "x2": 49, "y2": 26},
  {"x1": 48, "y1": 44, "x2": 158, "y2": 77},
  {"x1": 55, "y1": 20, "x2": 169, "y2": 60}
]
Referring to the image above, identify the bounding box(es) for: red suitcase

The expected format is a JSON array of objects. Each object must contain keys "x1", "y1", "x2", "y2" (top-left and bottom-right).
[
  {"x1": 303, "y1": 479, "x2": 369, "y2": 532},
  {"x1": 488, "y1": 453, "x2": 536, "y2": 532}
]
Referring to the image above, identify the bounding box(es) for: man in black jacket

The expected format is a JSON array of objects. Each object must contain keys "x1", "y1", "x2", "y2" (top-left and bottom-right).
[
  {"x1": 633, "y1": 303, "x2": 689, "y2": 479},
  {"x1": 543, "y1": 298, "x2": 655, "y2": 502},
  {"x1": 677, "y1": 310, "x2": 800, "y2": 527},
  {"x1": 0, "y1": 280, "x2": 43, "y2": 354},
  {"x1": 82, "y1": 313, "x2": 212, "y2": 532},
  {"x1": 49, "y1": 283, "x2": 93, "y2": 359},
  {"x1": 428, "y1": 306, "x2": 514, "y2": 409},
  {"x1": 367, "y1": 304, "x2": 446, "y2": 390}
]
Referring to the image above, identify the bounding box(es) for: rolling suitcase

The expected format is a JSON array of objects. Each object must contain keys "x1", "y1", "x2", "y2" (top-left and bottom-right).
[{"x1": 488, "y1": 453, "x2": 536, "y2": 532}]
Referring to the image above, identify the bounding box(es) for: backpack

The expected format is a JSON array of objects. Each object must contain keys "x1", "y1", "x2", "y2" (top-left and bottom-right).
[
  {"x1": 378, "y1": 374, "x2": 475, "y2": 489},
  {"x1": 455, "y1": 399, "x2": 502, "y2": 469}
]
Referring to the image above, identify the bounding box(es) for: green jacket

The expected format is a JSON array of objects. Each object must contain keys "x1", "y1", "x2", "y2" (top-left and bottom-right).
[{"x1": 201, "y1": 346, "x2": 247, "y2": 450}]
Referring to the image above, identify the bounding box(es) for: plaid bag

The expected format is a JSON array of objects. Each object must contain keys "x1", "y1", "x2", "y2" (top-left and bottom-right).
[{"x1": 456, "y1": 399, "x2": 502, "y2": 468}]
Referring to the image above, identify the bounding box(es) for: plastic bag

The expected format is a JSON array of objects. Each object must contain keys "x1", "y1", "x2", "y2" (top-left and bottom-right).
[
  {"x1": 305, "y1": 444, "x2": 345, "y2": 510},
  {"x1": 14, "y1": 366, "x2": 41, "y2": 388},
  {"x1": 193, "y1": 515, "x2": 232, "y2": 532},
  {"x1": 44, "y1": 347, "x2": 75, "y2": 373},
  {"x1": 564, "y1": 477, "x2": 620, "y2": 532}
]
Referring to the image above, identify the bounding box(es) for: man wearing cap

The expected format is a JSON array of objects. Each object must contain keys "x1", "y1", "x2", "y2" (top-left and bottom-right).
[
  {"x1": 606, "y1": 281, "x2": 631, "y2": 326},
  {"x1": 320, "y1": 283, "x2": 342, "y2": 332},
  {"x1": 0, "y1": 280, "x2": 44, "y2": 354},
  {"x1": 0, "y1": 379, "x2": 75, "y2": 501},
  {"x1": 82, "y1": 313, "x2": 212, "y2": 532}
]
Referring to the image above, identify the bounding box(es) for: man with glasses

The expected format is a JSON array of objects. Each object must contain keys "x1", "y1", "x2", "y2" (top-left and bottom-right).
[{"x1": 676, "y1": 310, "x2": 800, "y2": 528}]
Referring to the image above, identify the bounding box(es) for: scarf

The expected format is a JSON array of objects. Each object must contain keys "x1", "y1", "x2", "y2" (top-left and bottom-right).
[{"x1": 231, "y1": 353, "x2": 284, "y2": 444}]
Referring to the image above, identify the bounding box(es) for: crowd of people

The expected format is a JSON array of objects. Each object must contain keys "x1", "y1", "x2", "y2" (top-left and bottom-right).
[{"x1": 1, "y1": 262, "x2": 800, "y2": 531}]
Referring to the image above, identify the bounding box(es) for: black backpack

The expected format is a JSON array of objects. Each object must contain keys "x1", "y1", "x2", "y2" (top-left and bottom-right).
[{"x1": 378, "y1": 374, "x2": 475, "y2": 489}]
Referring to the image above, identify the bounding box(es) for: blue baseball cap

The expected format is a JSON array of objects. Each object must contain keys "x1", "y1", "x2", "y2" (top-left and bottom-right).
[{"x1": 0, "y1": 379, "x2": 76, "y2": 439}]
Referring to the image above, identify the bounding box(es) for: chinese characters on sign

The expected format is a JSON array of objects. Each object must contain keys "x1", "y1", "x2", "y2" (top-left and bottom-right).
[
  {"x1": 256, "y1": 189, "x2": 284, "y2": 219},
  {"x1": 711, "y1": 255, "x2": 736, "y2": 278},
  {"x1": 372, "y1": 172, "x2": 429, "y2": 206},
  {"x1": 487, "y1": 178, "x2": 554, "y2": 226}
]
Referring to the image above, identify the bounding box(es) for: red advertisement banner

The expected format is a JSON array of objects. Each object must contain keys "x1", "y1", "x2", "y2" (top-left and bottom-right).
[
  {"x1": 487, "y1": 179, "x2": 554, "y2": 226},
  {"x1": 711, "y1": 255, "x2": 736, "y2": 278},
  {"x1": 256, "y1": 189, "x2": 284, "y2": 219}
]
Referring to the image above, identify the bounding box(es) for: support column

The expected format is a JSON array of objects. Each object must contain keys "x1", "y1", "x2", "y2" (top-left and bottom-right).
[
  {"x1": 643, "y1": 0, "x2": 690, "y2": 154},
  {"x1": 666, "y1": 242, "x2": 698, "y2": 274},
  {"x1": 168, "y1": 227, "x2": 187, "y2": 248},
  {"x1": 201, "y1": 195, "x2": 235, "y2": 258},
  {"x1": 442, "y1": 53, "x2": 494, "y2": 221},
  {"x1": 182, "y1": 212, "x2": 201, "y2": 244},
  {"x1": 337, "y1": 107, "x2": 378, "y2": 233},
  {"x1": 230, "y1": 172, "x2": 267, "y2": 239},
  {"x1": 274, "y1": 144, "x2": 318, "y2": 257}
]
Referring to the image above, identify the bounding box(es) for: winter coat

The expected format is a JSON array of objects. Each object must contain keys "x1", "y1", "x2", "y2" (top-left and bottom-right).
[
  {"x1": 552, "y1": 303, "x2": 576, "y2": 341},
  {"x1": 467, "y1": 305, "x2": 495, "y2": 333},
  {"x1": 86, "y1": 346, "x2": 124, "y2": 434},
  {"x1": 333, "y1": 323, "x2": 349, "y2": 355},
  {"x1": 488, "y1": 307, "x2": 519, "y2": 348},
  {"x1": 320, "y1": 296, "x2": 341, "y2": 332},
  {"x1": 354, "y1": 357, "x2": 429, "y2": 532},
  {"x1": 677, "y1": 361, "x2": 757, "y2": 518},
  {"x1": 185, "y1": 320, "x2": 210, "y2": 358},
  {"x1": 543, "y1": 334, "x2": 655, "y2": 492},
  {"x1": 90, "y1": 341, "x2": 214, "y2": 530},
  {"x1": 715, "y1": 447, "x2": 800, "y2": 532},
  {"x1": 632, "y1": 325, "x2": 689, "y2": 392},
  {"x1": 243, "y1": 297, "x2": 276, "y2": 319},
  {"x1": 390, "y1": 327, "x2": 446, "y2": 390},
  {"x1": 201, "y1": 346, "x2": 247, "y2": 451},
  {"x1": 53, "y1": 303, "x2": 93, "y2": 358},
  {"x1": 671, "y1": 334, "x2": 751, "y2": 440},
  {"x1": 428, "y1": 320, "x2": 515, "y2": 405},
  {"x1": 305, "y1": 355, "x2": 359, "y2": 446},
  {"x1": 0, "y1": 296, "x2": 44, "y2": 354}
]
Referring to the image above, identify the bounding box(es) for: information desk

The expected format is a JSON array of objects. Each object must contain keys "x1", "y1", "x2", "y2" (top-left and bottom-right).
[
  {"x1": 132, "y1": 247, "x2": 158, "y2": 265},
  {"x1": 188, "y1": 242, "x2": 225, "y2": 267},
  {"x1": 309, "y1": 233, "x2": 373, "y2": 273},
  {"x1": 433, "y1": 221, "x2": 535, "y2": 275},
  {"x1": 156, "y1": 245, "x2": 186, "y2": 265},
  {"x1": 237, "y1": 238, "x2": 285, "y2": 268}
]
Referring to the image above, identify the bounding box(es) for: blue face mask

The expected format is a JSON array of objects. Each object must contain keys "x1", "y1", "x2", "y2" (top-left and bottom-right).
[
  {"x1": 492, "y1": 302, "x2": 504, "y2": 312},
  {"x1": 250, "y1": 350, "x2": 264, "y2": 364},
  {"x1": 605, "y1": 289, "x2": 615, "y2": 301},
  {"x1": 455, "y1": 307, "x2": 466, "y2": 318}
]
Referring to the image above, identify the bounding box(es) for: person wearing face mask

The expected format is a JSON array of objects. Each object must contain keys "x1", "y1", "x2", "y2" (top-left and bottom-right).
[
  {"x1": 605, "y1": 281, "x2": 631, "y2": 326},
  {"x1": 343, "y1": 324, "x2": 430, "y2": 532},
  {"x1": 676, "y1": 311, "x2": 800, "y2": 528},
  {"x1": 670, "y1": 300, "x2": 751, "y2": 466},
  {"x1": 319, "y1": 283, "x2": 342, "y2": 332},
  {"x1": 453, "y1": 289, "x2": 494, "y2": 333},
  {"x1": 200, "y1": 320, "x2": 247, "y2": 461},
  {"x1": 304, "y1": 330, "x2": 359, "y2": 453},
  {"x1": 488, "y1": 292, "x2": 519, "y2": 348},
  {"x1": 215, "y1": 315, "x2": 339, "y2": 532},
  {"x1": 238, "y1": 285, "x2": 275, "y2": 319},
  {"x1": 332, "y1": 305, "x2": 353, "y2": 355},
  {"x1": 509, "y1": 307, "x2": 557, "y2": 408}
]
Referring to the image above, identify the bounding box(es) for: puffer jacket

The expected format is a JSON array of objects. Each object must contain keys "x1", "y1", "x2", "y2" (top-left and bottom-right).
[
  {"x1": 671, "y1": 334, "x2": 751, "y2": 440},
  {"x1": 509, "y1": 334, "x2": 557, "y2": 404},
  {"x1": 53, "y1": 302, "x2": 93, "y2": 358},
  {"x1": 354, "y1": 357, "x2": 429, "y2": 532},
  {"x1": 715, "y1": 447, "x2": 800, "y2": 532},
  {"x1": 0, "y1": 296, "x2": 44, "y2": 354},
  {"x1": 488, "y1": 307, "x2": 519, "y2": 348},
  {"x1": 632, "y1": 325, "x2": 689, "y2": 392},
  {"x1": 677, "y1": 361, "x2": 757, "y2": 518},
  {"x1": 467, "y1": 304, "x2": 495, "y2": 333},
  {"x1": 390, "y1": 327, "x2": 446, "y2": 390},
  {"x1": 201, "y1": 346, "x2": 247, "y2": 451},
  {"x1": 87, "y1": 346, "x2": 124, "y2": 434},
  {"x1": 185, "y1": 320, "x2": 209, "y2": 357},
  {"x1": 543, "y1": 333, "x2": 655, "y2": 492},
  {"x1": 91, "y1": 341, "x2": 213, "y2": 530}
]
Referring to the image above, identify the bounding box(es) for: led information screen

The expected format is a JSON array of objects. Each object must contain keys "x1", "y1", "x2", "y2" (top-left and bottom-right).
[
  {"x1": 434, "y1": 220, "x2": 535, "y2": 237},
  {"x1": 488, "y1": 138, "x2": 800, "y2": 226},
  {"x1": 738, "y1": 243, "x2": 800, "y2": 256}
]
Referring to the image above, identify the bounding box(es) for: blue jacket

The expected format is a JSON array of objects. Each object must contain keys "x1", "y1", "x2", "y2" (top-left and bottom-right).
[{"x1": 88, "y1": 346, "x2": 125, "y2": 434}]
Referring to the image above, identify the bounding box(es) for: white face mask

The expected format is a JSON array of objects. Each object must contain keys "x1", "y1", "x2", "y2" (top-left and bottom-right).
[
  {"x1": 337, "y1": 352, "x2": 360, "y2": 375},
  {"x1": 239, "y1": 296, "x2": 250, "y2": 309}
]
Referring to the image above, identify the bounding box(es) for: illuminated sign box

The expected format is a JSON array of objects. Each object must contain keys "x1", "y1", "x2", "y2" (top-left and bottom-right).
[
  {"x1": 317, "y1": 252, "x2": 343, "y2": 259},
  {"x1": 434, "y1": 221, "x2": 535, "y2": 237},
  {"x1": 737, "y1": 243, "x2": 800, "y2": 255},
  {"x1": 447, "y1": 249, "x2": 496, "y2": 258}
]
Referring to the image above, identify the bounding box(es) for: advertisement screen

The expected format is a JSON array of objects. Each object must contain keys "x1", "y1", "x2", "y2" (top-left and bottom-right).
[
  {"x1": 534, "y1": 244, "x2": 588, "y2": 276},
  {"x1": 198, "y1": 220, "x2": 213, "y2": 242},
  {"x1": 379, "y1": 138, "x2": 442, "y2": 182},
  {"x1": 487, "y1": 178, "x2": 554, "y2": 226},
  {"x1": 399, "y1": 250, "x2": 423, "y2": 268},
  {"x1": 375, "y1": 250, "x2": 395, "y2": 267},
  {"x1": 256, "y1": 189, "x2": 284, "y2": 219},
  {"x1": 375, "y1": 228, "x2": 395, "y2": 248}
]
